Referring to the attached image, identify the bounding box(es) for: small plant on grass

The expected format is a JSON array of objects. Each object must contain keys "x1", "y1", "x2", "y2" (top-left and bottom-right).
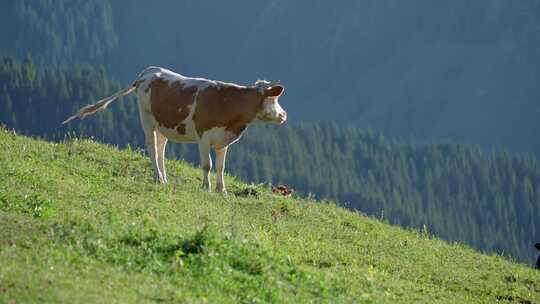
[{"x1": 0, "y1": 192, "x2": 53, "y2": 218}]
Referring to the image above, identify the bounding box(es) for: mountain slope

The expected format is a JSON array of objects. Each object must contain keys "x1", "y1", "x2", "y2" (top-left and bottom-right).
[{"x1": 0, "y1": 128, "x2": 538, "y2": 303}]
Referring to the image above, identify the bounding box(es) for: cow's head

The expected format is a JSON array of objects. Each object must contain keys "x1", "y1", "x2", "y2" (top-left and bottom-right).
[{"x1": 254, "y1": 80, "x2": 287, "y2": 124}]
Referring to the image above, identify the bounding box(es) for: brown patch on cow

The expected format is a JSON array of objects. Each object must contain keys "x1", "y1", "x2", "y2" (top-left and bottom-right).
[
  {"x1": 193, "y1": 85, "x2": 263, "y2": 136},
  {"x1": 149, "y1": 78, "x2": 197, "y2": 129},
  {"x1": 176, "y1": 123, "x2": 186, "y2": 135}
]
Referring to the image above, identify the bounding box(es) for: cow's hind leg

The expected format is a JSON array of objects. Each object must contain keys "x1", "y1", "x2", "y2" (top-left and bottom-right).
[
  {"x1": 155, "y1": 131, "x2": 169, "y2": 183},
  {"x1": 146, "y1": 130, "x2": 165, "y2": 184},
  {"x1": 139, "y1": 111, "x2": 165, "y2": 184},
  {"x1": 198, "y1": 141, "x2": 212, "y2": 191},
  {"x1": 215, "y1": 146, "x2": 228, "y2": 194}
]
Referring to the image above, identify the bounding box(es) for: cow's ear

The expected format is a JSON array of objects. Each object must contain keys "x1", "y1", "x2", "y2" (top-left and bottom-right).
[
  {"x1": 264, "y1": 85, "x2": 284, "y2": 97},
  {"x1": 536, "y1": 243, "x2": 540, "y2": 250}
]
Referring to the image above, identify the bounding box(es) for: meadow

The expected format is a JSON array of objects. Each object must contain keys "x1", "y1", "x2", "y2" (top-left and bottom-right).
[{"x1": 0, "y1": 128, "x2": 538, "y2": 303}]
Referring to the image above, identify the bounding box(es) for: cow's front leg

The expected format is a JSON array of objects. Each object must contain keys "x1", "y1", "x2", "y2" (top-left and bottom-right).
[
  {"x1": 155, "y1": 132, "x2": 169, "y2": 184},
  {"x1": 147, "y1": 131, "x2": 166, "y2": 184},
  {"x1": 215, "y1": 146, "x2": 228, "y2": 194},
  {"x1": 198, "y1": 142, "x2": 212, "y2": 191}
]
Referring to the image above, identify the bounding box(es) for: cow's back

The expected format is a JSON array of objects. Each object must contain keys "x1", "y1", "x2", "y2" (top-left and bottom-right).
[{"x1": 135, "y1": 67, "x2": 260, "y2": 146}]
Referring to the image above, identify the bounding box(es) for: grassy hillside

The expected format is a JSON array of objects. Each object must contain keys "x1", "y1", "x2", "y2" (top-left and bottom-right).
[{"x1": 0, "y1": 128, "x2": 538, "y2": 303}]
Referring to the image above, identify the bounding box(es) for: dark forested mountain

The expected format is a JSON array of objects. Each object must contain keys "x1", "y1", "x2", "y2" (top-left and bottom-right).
[
  {"x1": 1, "y1": 56, "x2": 539, "y2": 265},
  {"x1": 105, "y1": 1, "x2": 540, "y2": 157},
  {"x1": 0, "y1": 0, "x2": 117, "y2": 67},
  {"x1": 0, "y1": 56, "x2": 140, "y2": 146},
  {"x1": 1, "y1": 1, "x2": 539, "y2": 157}
]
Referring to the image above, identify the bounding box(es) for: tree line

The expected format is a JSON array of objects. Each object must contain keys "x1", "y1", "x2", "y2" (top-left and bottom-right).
[{"x1": 0, "y1": 0, "x2": 117, "y2": 67}]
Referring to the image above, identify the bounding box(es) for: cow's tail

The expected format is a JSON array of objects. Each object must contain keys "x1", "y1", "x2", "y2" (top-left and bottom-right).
[{"x1": 62, "y1": 84, "x2": 137, "y2": 124}]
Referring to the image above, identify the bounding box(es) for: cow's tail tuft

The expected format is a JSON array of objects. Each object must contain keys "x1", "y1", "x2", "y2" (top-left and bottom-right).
[{"x1": 62, "y1": 85, "x2": 136, "y2": 124}]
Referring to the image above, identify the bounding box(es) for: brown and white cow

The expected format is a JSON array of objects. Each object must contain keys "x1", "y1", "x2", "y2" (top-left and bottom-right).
[{"x1": 63, "y1": 66, "x2": 286, "y2": 193}]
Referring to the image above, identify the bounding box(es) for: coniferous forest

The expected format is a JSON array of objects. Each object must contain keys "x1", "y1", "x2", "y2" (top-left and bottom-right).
[{"x1": 1, "y1": 56, "x2": 539, "y2": 265}]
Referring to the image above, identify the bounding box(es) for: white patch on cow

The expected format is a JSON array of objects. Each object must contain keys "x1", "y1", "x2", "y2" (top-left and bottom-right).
[
  {"x1": 181, "y1": 100, "x2": 198, "y2": 138},
  {"x1": 137, "y1": 79, "x2": 153, "y2": 113},
  {"x1": 182, "y1": 78, "x2": 213, "y2": 91},
  {"x1": 155, "y1": 101, "x2": 199, "y2": 143},
  {"x1": 174, "y1": 98, "x2": 200, "y2": 142},
  {"x1": 257, "y1": 98, "x2": 287, "y2": 124},
  {"x1": 200, "y1": 127, "x2": 241, "y2": 149},
  {"x1": 135, "y1": 66, "x2": 164, "y2": 83},
  {"x1": 137, "y1": 66, "x2": 247, "y2": 93},
  {"x1": 140, "y1": 66, "x2": 192, "y2": 88},
  {"x1": 150, "y1": 67, "x2": 183, "y2": 83}
]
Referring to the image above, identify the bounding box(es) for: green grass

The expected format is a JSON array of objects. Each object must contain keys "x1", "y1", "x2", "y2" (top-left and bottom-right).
[{"x1": 0, "y1": 127, "x2": 538, "y2": 303}]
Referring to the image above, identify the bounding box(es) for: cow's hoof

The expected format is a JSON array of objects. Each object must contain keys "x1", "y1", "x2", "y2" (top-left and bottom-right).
[
  {"x1": 216, "y1": 183, "x2": 227, "y2": 194},
  {"x1": 216, "y1": 188, "x2": 228, "y2": 195},
  {"x1": 154, "y1": 176, "x2": 167, "y2": 184}
]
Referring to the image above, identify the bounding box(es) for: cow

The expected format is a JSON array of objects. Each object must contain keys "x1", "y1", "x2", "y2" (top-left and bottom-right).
[{"x1": 63, "y1": 66, "x2": 286, "y2": 193}]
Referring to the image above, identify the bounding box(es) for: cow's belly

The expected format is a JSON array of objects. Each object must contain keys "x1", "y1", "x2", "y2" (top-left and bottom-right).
[
  {"x1": 200, "y1": 127, "x2": 243, "y2": 149},
  {"x1": 157, "y1": 123, "x2": 199, "y2": 143}
]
